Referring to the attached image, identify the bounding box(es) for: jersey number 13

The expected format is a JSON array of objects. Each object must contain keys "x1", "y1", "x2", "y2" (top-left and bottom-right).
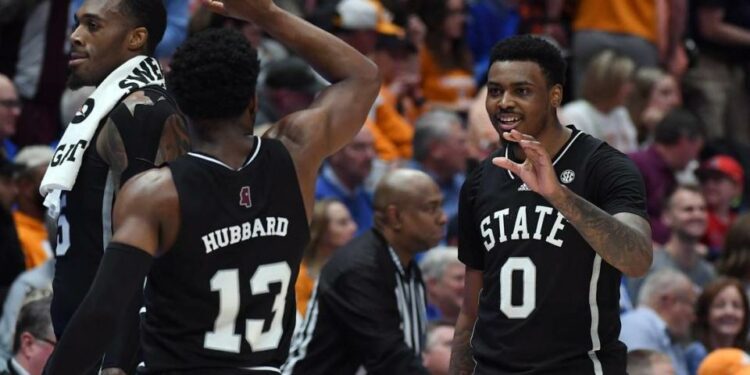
[{"x1": 204, "y1": 262, "x2": 291, "y2": 353}]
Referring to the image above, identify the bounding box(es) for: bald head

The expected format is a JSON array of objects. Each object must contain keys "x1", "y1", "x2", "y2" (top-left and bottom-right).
[
  {"x1": 0, "y1": 74, "x2": 20, "y2": 140},
  {"x1": 374, "y1": 169, "x2": 435, "y2": 212},
  {"x1": 373, "y1": 168, "x2": 447, "y2": 252}
]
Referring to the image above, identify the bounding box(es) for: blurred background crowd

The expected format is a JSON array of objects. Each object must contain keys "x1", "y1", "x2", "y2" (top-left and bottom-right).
[{"x1": 1, "y1": 0, "x2": 750, "y2": 374}]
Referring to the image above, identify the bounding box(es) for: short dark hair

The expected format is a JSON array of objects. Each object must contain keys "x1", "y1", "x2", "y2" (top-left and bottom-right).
[
  {"x1": 489, "y1": 35, "x2": 566, "y2": 87},
  {"x1": 12, "y1": 297, "x2": 52, "y2": 354},
  {"x1": 118, "y1": 0, "x2": 167, "y2": 55},
  {"x1": 168, "y1": 28, "x2": 260, "y2": 121},
  {"x1": 653, "y1": 108, "x2": 705, "y2": 145}
]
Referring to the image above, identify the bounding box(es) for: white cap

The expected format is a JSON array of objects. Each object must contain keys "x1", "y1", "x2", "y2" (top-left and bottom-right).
[
  {"x1": 336, "y1": 0, "x2": 378, "y2": 30},
  {"x1": 14, "y1": 145, "x2": 54, "y2": 170}
]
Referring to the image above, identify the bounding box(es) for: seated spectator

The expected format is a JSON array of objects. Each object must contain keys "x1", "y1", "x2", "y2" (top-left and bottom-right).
[
  {"x1": 686, "y1": 278, "x2": 750, "y2": 375},
  {"x1": 415, "y1": 0, "x2": 476, "y2": 112},
  {"x1": 697, "y1": 348, "x2": 750, "y2": 375},
  {"x1": 628, "y1": 185, "x2": 715, "y2": 302},
  {"x1": 629, "y1": 109, "x2": 705, "y2": 244},
  {"x1": 12, "y1": 146, "x2": 53, "y2": 269},
  {"x1": 560, "y1": 50, "x2": 638, "y2": 153},
  {"x1": 621, "y1": 269, "x2": 697, "y2": 375},
  {"x1": 696, "y1": 155, "x2": 745, "y2": 259},
  {"x1": 295, "y1": 199, "x2": 357, "y2": 316},
  {"x1": 315, "y1": 126, "x2": 377, "y2": 235},
  {"x1": 0, "y1": 156, "x2": 23, "y2": 307},
  {"x1": 0, "y1": 260, "x2": 53, "y2": 362},
  {"x1": 626, "y1": 68, "x2": 682, "y2": 145},
  {"x1": 0, "y1": 75, "x2": 20, "y2": 160},
  {"x1": 419, "y1": 247, "x2": 463, "y2": 324},
  {"x1": 422, "y1": 321, "x2": 454, "y2": 375},
  {"x1": 369, "y1": 33, "x2": 419, "y2": 163},
  {"x1": 627, "y1": 349, "x2": 676, "y2": 375},
  {"x1": 255, "y1": 57, "x2": 324, "y2": 127},
  {"x1": 717, "y1": 214, "x2": 750, "y2": 294},
  {"x1": 285, "y1": 169, "x2": 446, "y2": 374},
  {"x1": 411, "y1": 109, "x2": 467, "y2": 220},
  {"x1": 0, "y1": 297, "x2": 53, "y2": 375},
  {"x1": 465, "y1": 86, "x2": 499, "y2": 172}
]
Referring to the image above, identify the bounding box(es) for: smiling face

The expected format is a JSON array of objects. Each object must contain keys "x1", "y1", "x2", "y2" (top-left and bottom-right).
[
  {"x1": 708, "y1": 285, "x2": 746, "y2": 341},
  {"x1": 68, "y1": 0, "x2": 140, "y2": 89},
  {"x1": 485, "y1": 61, "x2": 561, "y2": 141}
]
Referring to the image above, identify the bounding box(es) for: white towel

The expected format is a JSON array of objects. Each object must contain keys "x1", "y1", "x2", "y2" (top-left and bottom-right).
[{"x1": 40, "y1": 55, "x2": 166, "y2": 218}]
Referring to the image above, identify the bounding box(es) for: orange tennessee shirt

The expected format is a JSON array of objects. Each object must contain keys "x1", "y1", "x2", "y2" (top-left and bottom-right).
[
  {"x1": 573, "y1": 0, "x2": 658, "y2": 44},
  {"x1": 13, "y1": 211, "x2": 50, "y2": 269}
]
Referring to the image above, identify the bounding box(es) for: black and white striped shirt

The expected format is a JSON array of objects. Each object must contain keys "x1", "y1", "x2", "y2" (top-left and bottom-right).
[{"x1": 283, "y1": 229, "x2": 429, "y2": 375}]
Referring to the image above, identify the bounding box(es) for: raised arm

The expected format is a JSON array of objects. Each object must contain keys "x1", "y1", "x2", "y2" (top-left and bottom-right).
[
  {"x1": 203, "y1": 0, "x2": 380, "y2": 218},
  {"x1": 493, "y1": 131, "x2": 652, "y2": 277},
  {"x1": 450, "y1": 267, "x2": 482, "y2": 374},
  {"x1": 43, "y1": 169, "x2": 177, "y2": 374}
]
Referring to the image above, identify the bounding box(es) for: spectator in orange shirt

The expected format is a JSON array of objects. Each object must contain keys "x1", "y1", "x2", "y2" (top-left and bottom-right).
[
  {"x1": 370, "y1": 33, "x2": 420, "y2": 162},
  {"x1": 12, "y1": 146, "x2": 53, "y2": 269},
  {"x1": 415, "y1": 0, "x2": 476, "y2": 113}
]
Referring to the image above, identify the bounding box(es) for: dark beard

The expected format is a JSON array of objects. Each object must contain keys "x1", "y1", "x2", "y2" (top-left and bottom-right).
[{"x1": 67, "y1": 72, "x2": 85, "y2": 90}]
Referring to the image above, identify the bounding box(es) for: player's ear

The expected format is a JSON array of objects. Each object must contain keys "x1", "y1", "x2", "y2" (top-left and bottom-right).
[
  {"x1": 550, "y1": 84, "x2": 563, "y2": 108},
  {"x1": 128, "y1": 27, "x2": 148, "y2": 52}
]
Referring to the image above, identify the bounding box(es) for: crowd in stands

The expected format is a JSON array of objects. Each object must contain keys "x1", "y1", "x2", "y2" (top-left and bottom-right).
[{"x1": 1, "y1": 0, "x2": 750, "y2": 374}]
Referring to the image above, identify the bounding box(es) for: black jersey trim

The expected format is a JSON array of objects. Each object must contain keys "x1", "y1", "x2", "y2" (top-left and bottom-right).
[
  {"x1": 187, "y1": 136, "x2": 262, "y2": 171},
  {"x1": 503, "y1": 129, "x2": 584, "y2": 180}
]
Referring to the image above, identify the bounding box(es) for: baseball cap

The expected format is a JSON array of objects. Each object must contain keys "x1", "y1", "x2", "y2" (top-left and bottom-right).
[
  {"x1": 14, "y1": 145, "x2": 54, "y2": 171},
  {"x1": 334, "y1": 0, "x2": 404, "y2": 36},
  {"x1": 696, "y1": 155, "x2": 744, "y2": 186},
  {"x1": 263, "y1": 57, "x2": 324, "y2": 94},
  {"x1": 698, "y1": 348, "x2": 750, "y2": 375}
]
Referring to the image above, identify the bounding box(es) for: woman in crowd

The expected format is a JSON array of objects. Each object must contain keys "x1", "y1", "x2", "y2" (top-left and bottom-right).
[
  {"x1": 295, "y1": 199, "x2": 358, "y2": 316},
  {"x1": 416, "y1": 0, "x2": 476, "y2": 113},
  {"x1": 626, "y1": 67, "x2": 682, "y2": 145},
  {"x1": 559, "y1": 49, "x2": 638, "y2": 153},
  {"x1": 686, "y1": 277, "x2": 750, "y2": 374},
  {"x1": 717, "y1": 215, "x2": 750, "y2": 291}
]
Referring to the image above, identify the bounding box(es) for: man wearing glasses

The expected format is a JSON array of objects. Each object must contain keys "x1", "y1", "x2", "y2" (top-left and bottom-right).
[
  {"x1": 1, "y1": 296, "x2": 55, "y2": 375},
  {"x1": 0, "y1": 75, "x2": 21, "y2": 160}
]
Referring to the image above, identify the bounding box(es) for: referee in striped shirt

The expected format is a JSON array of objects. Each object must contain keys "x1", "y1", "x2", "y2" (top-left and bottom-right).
[{"x1": 284, "y1": 169, "x2": 447, "y2": 374}]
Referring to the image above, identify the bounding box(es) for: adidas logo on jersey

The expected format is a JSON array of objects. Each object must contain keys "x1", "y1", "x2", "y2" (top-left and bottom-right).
[{"x1": 518, "y1": 183, "x2": 530, "y2": 191}]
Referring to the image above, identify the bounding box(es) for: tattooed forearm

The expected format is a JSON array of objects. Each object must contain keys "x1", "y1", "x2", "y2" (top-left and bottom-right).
[
  {"x1": 549, "y1": 187, "x2": 652, "y2": 277},
  {"x1": 155, "y1": 114, "x2": 190, "y2": 165},
  {"x1": 450, "y1": 318, "x2": 476, "y2": 375}
]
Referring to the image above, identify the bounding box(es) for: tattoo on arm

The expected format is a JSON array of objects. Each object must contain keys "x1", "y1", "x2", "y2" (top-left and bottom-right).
[
  {"x1": 155, "y1": 114, "x2": 190, "y2": 165},
  {"x1": 97, "y1": 119, "x2": 128, "y2": 189},
  {"x1": 552, "y1": 188, "x2": 652, "y2": 276},
  {"x1": 449, "y1": 325, "x2": 475, "y2": 375}
]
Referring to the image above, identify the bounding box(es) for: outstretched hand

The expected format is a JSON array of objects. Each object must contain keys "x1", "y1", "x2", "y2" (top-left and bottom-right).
[
  {"x1": 492, "y1": 130, "x2": 564, "y2": 200},
  {"x1": 201, "y1": 0, "x2": 274, "y2": 21}
]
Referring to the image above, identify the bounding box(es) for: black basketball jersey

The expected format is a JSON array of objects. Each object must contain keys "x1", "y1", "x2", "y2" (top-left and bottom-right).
[
  {"x1": 51, "y1": 86, "x2": 180, "y2": 339},
  {"x1": 458, "y1": 127, "x2": 647, "y2": 374},
  {"x1": 139, "y1": 136, "x2": 309, "y2": 374}
]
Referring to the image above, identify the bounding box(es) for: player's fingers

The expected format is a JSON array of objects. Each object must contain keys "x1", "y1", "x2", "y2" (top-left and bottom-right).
[
  {"x1": 202, "y1": 0, "x2": 227, "y2": 15},
  {"x1": 518, "y1": 140, "x2": 551, "y2": 167},
  {"x1": 492, "y1": 157, "x2": 521, "y2": 174}
]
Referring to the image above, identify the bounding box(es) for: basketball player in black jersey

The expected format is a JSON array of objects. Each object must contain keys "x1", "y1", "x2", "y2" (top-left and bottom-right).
[
  {"x1": 449, "y1": 36, "x2": 653, "y2": 374},
  {"x1": 52, "y1": 0, "x2": 189, "y2": 373},
  {"x1": 43, "y1": 0, "x2": 380, "y2": 373}
]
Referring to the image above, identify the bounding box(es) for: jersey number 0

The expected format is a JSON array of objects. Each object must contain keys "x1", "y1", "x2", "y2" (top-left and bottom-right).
[{"x1": 204, "y1": 262, "x2": 291, "y2": 353}]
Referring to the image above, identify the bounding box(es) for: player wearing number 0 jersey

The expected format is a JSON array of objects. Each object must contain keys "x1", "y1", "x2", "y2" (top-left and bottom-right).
[
  {"x1": 449, "y1": 36, "x2": 652, "y2": 375},
  {"x1": 43, "y1": 0, "x2": 380, "y2": 373}
]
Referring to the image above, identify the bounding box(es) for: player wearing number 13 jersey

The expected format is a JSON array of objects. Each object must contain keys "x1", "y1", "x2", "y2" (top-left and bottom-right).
[
  {"x1": 43, "y1": 2, "x2": 380, "y2": 374},
  {"x1": 450, "y1": 36, "x2": 652, "y2": 375}
]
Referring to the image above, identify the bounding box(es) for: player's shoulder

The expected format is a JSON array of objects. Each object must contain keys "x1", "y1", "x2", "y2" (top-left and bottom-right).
[
  {"x1": 112, "y1": 87, "x2": 179, "y2": 119},
  {"x1": 119, "y1": 166, "x2": 177, "y2": 207}
]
